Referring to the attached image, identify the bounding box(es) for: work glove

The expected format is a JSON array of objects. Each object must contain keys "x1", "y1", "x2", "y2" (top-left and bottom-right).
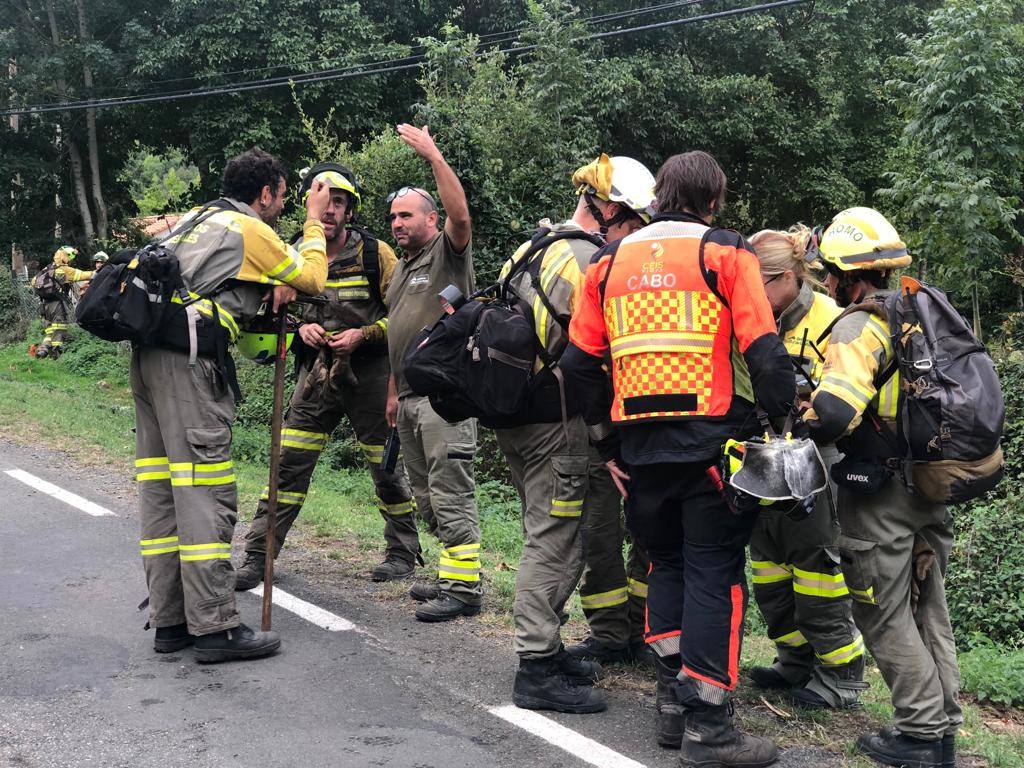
[{"x1": 909, "y1": 535, "x2": 937, "y2": 615}]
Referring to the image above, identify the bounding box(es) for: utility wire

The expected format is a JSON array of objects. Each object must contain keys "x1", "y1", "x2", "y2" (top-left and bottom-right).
[
  {"x1": 97, "y1": 0, "x2": 712, "y2": 94},
  {"x1": 1, "y1": 0, "x2": 812, "y2": 117}
]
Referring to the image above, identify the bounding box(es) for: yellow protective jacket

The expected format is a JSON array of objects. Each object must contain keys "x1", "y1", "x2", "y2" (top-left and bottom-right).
[
  {"x1": 54, "y1": 266, "x2": 94, "y2": 284},
  {"x1": 804, "y1": 291, "x2": 900, "y2": 452},
  {"x1": 166, "y1": 199, "x2": 327, "y2": 340},
  {"x1": 777, "y1": 282, "x2": 840, "y2": 388}
]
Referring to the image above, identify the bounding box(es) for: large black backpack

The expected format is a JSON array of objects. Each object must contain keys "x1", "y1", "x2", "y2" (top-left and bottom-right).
[
  {"x1": 837, "y1": 276, "x2": 1004, "y2": 504},
  {"x1": 76, "y1": 200, "x2": 233, "y2": 346},
  {"x1": 403, "y1": 228, "x2": 603, "y2": 426},
  {"x1": 32, "y1": 264, "x2": 65, "y2": 301}
]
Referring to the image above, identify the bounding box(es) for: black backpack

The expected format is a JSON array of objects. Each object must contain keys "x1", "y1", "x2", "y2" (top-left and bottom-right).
[
  {"x1": 830, "y1": 276, "x2": 1004, "y2": 504},
  {"x1": 76, "y1": 200, "x2": 233, "y2": 347},
  {"x1": 32, "y1": 264, "x2": 65, "y2": 301},
  {"x1": 403, "y1": 228, "x2": 603, "y2": 426}
]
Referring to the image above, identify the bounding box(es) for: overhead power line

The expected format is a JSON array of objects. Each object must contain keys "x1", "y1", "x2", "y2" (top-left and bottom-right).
[{"x1": 1, "y1": 0, "x2": 812, "y2": 117}]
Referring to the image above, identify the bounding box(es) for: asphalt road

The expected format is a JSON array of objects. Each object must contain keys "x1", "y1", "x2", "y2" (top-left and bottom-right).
[{"x1": 0, "y1": 438, "x2": 840, "y2": 768}]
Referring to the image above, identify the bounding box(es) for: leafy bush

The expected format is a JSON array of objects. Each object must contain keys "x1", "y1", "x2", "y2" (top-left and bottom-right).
[
  {"x1": 948, "y1": 492, "x2": 1024, "y2": 648},
  {"x1": 0, "y1": 270, "x2": 36, "y2": 344},
  {"x1": 57, "y1": 332, "x2": 130, "y2": 387},
  {"x1": 959, "y1": 637, "x2": 1024, "y2": 707}
]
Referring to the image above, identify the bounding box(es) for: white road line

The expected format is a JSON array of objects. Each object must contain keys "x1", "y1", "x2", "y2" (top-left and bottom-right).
[
  {"x1": 248, "y1": 583, "x2": 355, "y2": 632},
  {"x1": 4, "y1": 468, "x2": 116, "y2": 517},
  {"x1": 489, "y1": 704, "x2": 647, "y2": 768}
]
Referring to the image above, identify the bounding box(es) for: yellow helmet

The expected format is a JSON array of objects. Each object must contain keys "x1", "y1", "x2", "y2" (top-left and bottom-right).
[
  {"x1": 298, "y1": 162, "x2": 362, "y2": 213},
  {"x1": 52, "y1": 245, "x2": 78, "y2": 267},
  {"x1": 817, "y1": 207, "x2": 911, "y2": 272},
  {"x1": 573, "y1": 153, "x2": 656, "y2": 224}
]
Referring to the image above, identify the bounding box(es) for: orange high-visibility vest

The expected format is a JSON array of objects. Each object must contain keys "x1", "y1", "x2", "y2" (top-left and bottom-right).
[{"x1": 576, "y1": 220, "x2": 775, "y2": 423}]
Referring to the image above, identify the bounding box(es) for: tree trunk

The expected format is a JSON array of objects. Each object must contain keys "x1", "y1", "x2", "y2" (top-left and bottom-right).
[
  {"x1": 76, "y1": 0, "x2": 108, "y2": 240},
  {"x1": 972, "y1": 279, "x2": 983, "y2": 342},
  {"x1": 46, "y1": 0, "x2": 94, "y2": 242}
]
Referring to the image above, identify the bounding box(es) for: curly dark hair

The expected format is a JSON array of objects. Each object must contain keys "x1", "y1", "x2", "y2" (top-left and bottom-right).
[{"x1": 221, "y1": 147, "x2": 287, "y2": 204}]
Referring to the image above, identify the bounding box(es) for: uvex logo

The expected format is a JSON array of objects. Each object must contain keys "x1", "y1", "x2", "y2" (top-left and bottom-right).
[{"x1": 847, "y1": 473, "x2": 870, "y2": 483}]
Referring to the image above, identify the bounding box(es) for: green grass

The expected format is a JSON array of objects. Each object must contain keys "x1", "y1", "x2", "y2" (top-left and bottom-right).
[{"x1": 2, "y1": 335, "x2": 1022, "y2": 766}]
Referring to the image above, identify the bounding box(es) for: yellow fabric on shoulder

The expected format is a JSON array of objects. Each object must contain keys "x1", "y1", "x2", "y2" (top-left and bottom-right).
[{"x1": 235, "y1": 216, "x2": 327, "y2": 294}]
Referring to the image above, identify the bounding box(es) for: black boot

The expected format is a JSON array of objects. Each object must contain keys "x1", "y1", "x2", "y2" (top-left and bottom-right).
[
  {"x1": 234, "y1": 553, "x2": 265, "y2": 591},
  {"x1": 565, "y1": 635, "x2": 633, "y2": 664},
  {"x1": 513, "y1": 656, "x2": 607, "y2": 714},
  {"x1": 679, "y1": 703, "x2": 779, "y2": 768},
  {"x1": 153, "y1": 623, "x2": 195, "y2": 653},
  {"x1": 748, "y1": 664, "x2": 796, "y2": 690},
  {"x1": 554, "y1": 645, "x2": 604, "y2": 684},
  {"x1": 371, "y1": 556, "x2": 415, "y2": 582},
  {"x1": 855, "y1": 729, "x2": 942, "y2": 768},
  {"x1": 791, "y1": 656, "x2": 868, "y2": 709},
  {"x1": 414, "y1": 592, "x2": 481, "y2": 622},
  {"x1": 193, "y1": 622, "x2": 281, "y2": 663},
  {"x1": 654, "y1": 654, "x2": 684, "y2": 749},
  {"x1": 409, "y1": 581, "x2": 441, "y2": 602}
]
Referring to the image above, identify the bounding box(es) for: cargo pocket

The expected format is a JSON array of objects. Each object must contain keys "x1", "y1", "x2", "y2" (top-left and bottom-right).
[
  {"x1": 195, "y1": 592, "x2": 238, "y2": 626},
  {"x1": 185, "y1": 426, "x2": 237, "y2": 528},
  {"x1": 836, "y1": 534, "x2": 880, "y2": 606},
  {"x1": 550, "y1": 455, "x2": 588, "y2": 518}
]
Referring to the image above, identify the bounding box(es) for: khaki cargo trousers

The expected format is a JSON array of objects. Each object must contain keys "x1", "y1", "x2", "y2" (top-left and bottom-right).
[
  {"x1": 398, "y1": 395, "x2": 482, "y2": 603},
  {"x1": 39, "y1": 299, "x2": 70, "y2": 355},
  {"x1": 132, "y1": 347, "x2": 240, "y2": 634},
  {"x1": 577, "y1": 451, "x2": 649, "y2": 649},
  {"x1": 836, "y1": 479, "x2": 962, "y2": 740},
  {"x1": 496, "y1": 416, "x2": 589, "y2": 658},
  {"x1": 750, "y1": 446, "x2": 865, "y2": 701},
  {"x1": 244, "y1": 354, "x2": 419, "y2": 565}
]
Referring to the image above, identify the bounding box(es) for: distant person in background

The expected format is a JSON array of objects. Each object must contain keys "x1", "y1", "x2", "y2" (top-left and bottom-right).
[{"x1": 32, "y1": 246, "x2": 93, "y2": 359}]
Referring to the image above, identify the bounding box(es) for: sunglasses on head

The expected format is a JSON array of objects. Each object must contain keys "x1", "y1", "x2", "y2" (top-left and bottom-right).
[{"x1": 386, "y1": 186, "x2": 437, "y2": 210}]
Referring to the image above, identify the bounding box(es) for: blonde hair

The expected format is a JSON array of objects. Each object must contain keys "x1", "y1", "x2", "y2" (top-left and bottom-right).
[{"x1": 750, "y1": 224, "x2": 823, "y2": 287}]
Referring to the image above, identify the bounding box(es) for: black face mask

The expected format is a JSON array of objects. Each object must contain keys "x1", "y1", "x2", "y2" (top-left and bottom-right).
[{"x1": 834, "y1": 276, "x2": 867, "y2": 308}]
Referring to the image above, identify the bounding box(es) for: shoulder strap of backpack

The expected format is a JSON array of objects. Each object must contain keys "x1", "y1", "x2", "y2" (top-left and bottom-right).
[
  {"x1": 156, "y1": 198, "x2": 236, "y2": 247},
  {"x1": 349, "y1": 226, "x2": 382, "y2": 308},
  {"x1": 500, "y1": 228, "x2": 603, "y2": 301}
]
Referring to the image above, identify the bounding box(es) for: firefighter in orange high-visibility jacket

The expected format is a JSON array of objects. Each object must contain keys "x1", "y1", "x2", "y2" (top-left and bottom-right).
[{"x1": 562, "y1": 151, "x2": 794, "y2": 768}]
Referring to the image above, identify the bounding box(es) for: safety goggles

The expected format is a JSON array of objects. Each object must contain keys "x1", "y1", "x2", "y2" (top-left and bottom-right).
[
  {"x1": 803, "y1": 225, "x2": 824, "y2": 264},
  {"x1": 762, "y1": 272, "x2": 785, "y2": 287},
  {"x1": 386, "y1": 186, "x2": 437, "y2": 210}
]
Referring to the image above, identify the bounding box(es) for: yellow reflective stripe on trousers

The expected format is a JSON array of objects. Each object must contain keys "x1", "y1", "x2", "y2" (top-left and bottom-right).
[
  {"x1": 751, "y1": 560, "x2": 793, "y2": 584},
  {"x1": 771, "y1": 629, "x2": 808, "y2": 647},
  {"x1": 140, "y1": 535, "x2": 180, "y2": 557},
  {"x1": 439, "y1": 555, "x2": 481, "y2": 582},
  {"x1": 627, "y1": 577, "x2": 648, "y2": 599},
  {"x1": 550, "y1": 498, "x2": 583, "y2": 517},
  {"x1": 169, "y1": 462, "x2": 193, "y2": 486},
  {"x1": 580, "y1": 586, "x2": 628, "y2": 610},
  {"x1": 261, "y1": 487, "x2": 307, "y2": 505},
  {"x1": 281, "y1": 428, "x2": 327, "y2": 451},
  {"x1": 193, "y1": 461, "x2": 235, "y2": 486},
  {"x1": 792, "y1": 567, "x2": 849, "y2": 598},
  {"x1": 444, "y1": 543, "x2": 481, "y2": 558},
  {"x1": 359, "y1": 441, "x2": 385, "y2": 465},
  {"x1": 179, "y1": 542, "x2": 232, "y2": 561},
  {"x1": 816, "y1": 635, "x2": 865, "y2": 666},
  {"x1": 377, "y1": 498, "x2": 414, "y2": 516},
  {"x1": 849, "y1": 585, "x2": 877, "y2": 605},
  {"x1": 135, "y1": 456, "x2": 170, "y2": 481}
]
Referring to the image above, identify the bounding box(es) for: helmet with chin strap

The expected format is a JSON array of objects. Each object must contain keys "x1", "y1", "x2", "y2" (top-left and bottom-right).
[
  {"x1": 298, "y1": 162, "x2": 362, "y2": 214},
  {"x1": 572, "y1": 154, "x2": 656, "y2": 233}
]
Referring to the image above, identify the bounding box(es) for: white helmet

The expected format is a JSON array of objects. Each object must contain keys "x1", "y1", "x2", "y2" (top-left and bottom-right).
[{"x1": 573, "y1": 153, "x2": 656, "y2": 223}]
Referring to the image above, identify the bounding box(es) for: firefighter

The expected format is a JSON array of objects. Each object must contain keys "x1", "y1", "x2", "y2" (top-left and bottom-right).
[
  {"x1": 746, "y1": 226, "x2": 867, "y2": 709},
  {"x1": 804, "y1": 207, "x2": 959, "y2": 768},
  {"x1": 92, "y1": 251, "x2": 109, "y2": 271},
  {"x1": 34, "y1": 246, "x2": 93, "y2": 359},
  {"x1": 133, "y1": 147, "x2": 329, "y2": 662},
  {"x1": 384, "y1": 124, "x2": 481, "y2": 623},
  {"x1": 234, "y1": 163, "x2": 419, "y2": 590},
  {"x1": 497, "y1": 154, "x2": 656, "y2": 714},
  {"x1": 562, "y1": 151, "x2": 793, "y2": 766}
]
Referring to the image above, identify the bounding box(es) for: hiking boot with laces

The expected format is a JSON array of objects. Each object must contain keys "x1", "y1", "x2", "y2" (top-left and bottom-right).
[
  {"x1": 855, "y1": 729, "x2": 942, "y2": 768},
  {"x1": 153, "y1": 623, "x2": 195, "y2": 653},
  {"x1": 371, "y1": 557, "x2": 415, "y2": 582},
  {"x1": 513, "y1": 656, "x2": 607, "y2": 714},
  {"x1": 654, "y1": 654, "x2": 685, "y2": 749},
  {"x1": 554, "y1": 645, "x2": 604, "y2": 684},
  {"x1": 193, "y1": 622, "x2": 281, "y2": 664},
  {"x1": 233, "y1": 553, "x2": 265, "y2": 591},
  {"x1": 679, "y1": 702, "x2": 779, "y2": 768},
  {"x1": 409, "y1": 581, "x2": 442, "y2": 602},
  {"x1": 414, "y1": 592, "x2": 481, "y2": 622}
]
